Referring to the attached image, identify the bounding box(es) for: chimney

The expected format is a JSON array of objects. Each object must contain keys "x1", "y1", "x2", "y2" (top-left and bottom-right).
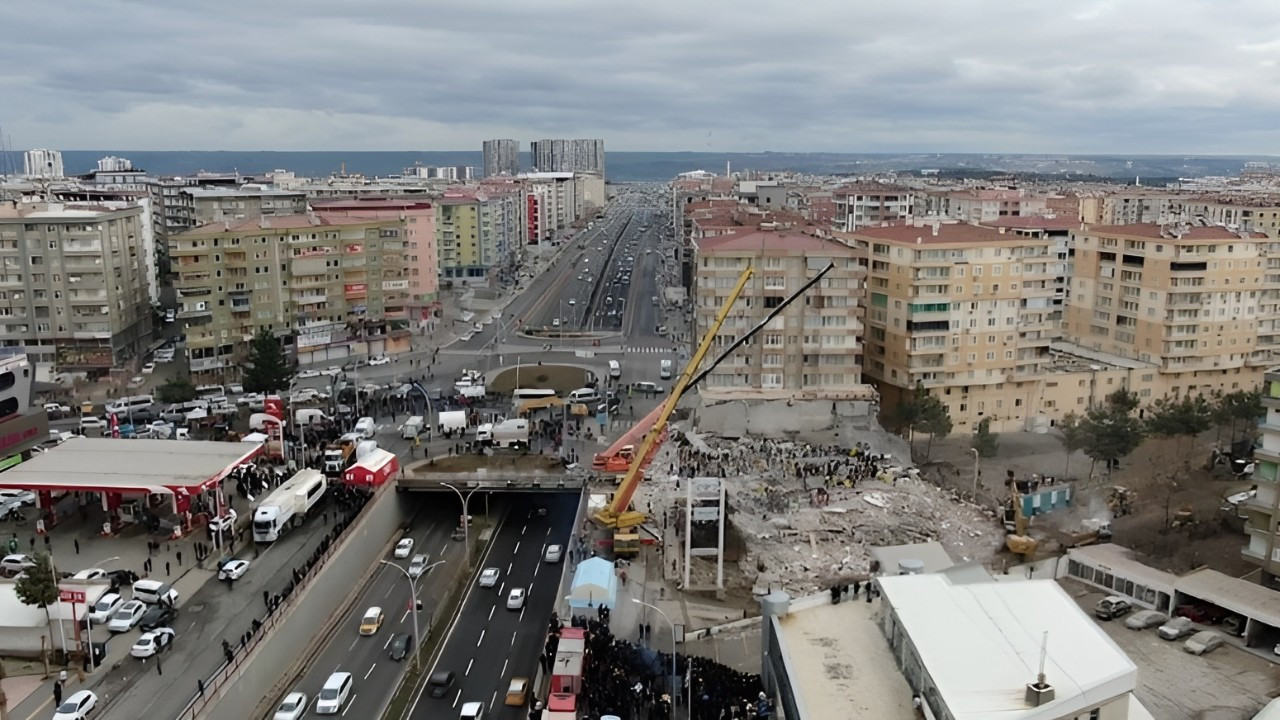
[
  {"x1": 931, "y1": 222, "x2": 939, "y2": 237},
  {"x1": 1024, "y1": 631, "x2": 1056, "y2": 706},
  {"x1": 998, "y1": 226, "x2": 1006, "y2": 234},
  {"x1": 258, "y1": 215, "x2": 269, "y2": 230},
  {"x1": 916, "y1": 237, "x2": 922, "y2": 244}
]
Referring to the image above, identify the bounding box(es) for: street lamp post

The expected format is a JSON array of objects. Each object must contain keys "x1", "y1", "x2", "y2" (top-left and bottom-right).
[
  {"x1": 84, "y1": 556, "x2": 119, "y2": 672},
  {"x1": 441, "y1": 483, "x2": 484, "y2": 567},
  {"x1": 633, "y1": 599, "x2": 678, "y2": 714},
  {"x1": 379, "y1": 559, "x2": 444, "y2": 671},
  {"x1": 970, "y1": 447, "x2": 980, "y2": 502}
]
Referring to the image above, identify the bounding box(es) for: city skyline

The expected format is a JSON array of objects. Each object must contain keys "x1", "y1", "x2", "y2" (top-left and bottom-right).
[{"x1": 2, "y1": 1, "x2": 1278, "y2": 154}]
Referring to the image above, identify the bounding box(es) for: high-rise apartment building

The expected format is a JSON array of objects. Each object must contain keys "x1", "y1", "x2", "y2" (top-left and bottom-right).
[
  {"x1": 831, "y1": 185, "x2": 915, "y2": 231},
  {"x1": 97, "y1": 156, "x2": 133, "y2": 172},
  {"x1": 482, "y1": 139, "x2": 520, "y2": 177},
  {"x1": 437, "y1": 192, "x2": 521, "y2": 284},
  {"x1": 172, "y1": 214, "x2": 413, "y2": 379},
  {"x1": 23, "y1": 149, "x2": 64, "y2": 178},
  {"x1": 1243, "y1": 372, "x2": 1280, "y2": 582},
  {"x1": 694, "y1": 226, "x2": 865, "y2": 394},
  {"x1": 312, "y1": 198, "x2": 441, "y2": 308},
  {"x1": 186, "y1": 187, "x2": 308, "y2": 225},
  {"x1": 530, "y1": 139, "x2": 605, "y2": 176},
  {"x1": 0, "y1": 201, "x2": 152, "y2": 374}
]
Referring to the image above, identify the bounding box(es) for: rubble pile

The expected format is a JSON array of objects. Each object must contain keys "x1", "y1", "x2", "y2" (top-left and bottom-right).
[{"x1": 638, "y1": 432, "x2": 1005, "y2": 597}]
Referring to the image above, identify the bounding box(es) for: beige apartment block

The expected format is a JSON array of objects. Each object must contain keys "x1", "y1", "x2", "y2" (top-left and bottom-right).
[
  {"x1": 693, "y1": 226, "x2": 865, "y2": 396},
  {"x1": 1063, "y1": 223, "x2": 1273, "y2": 397},
  {"x1": 840, "y1": 221, "x2": 1061, "y2": 432},
  {"x1": 0, "y1": 202, "x2": 153, "y2": 376},
  {"x1": 172, "y1": 214, "x2": 413, "y2": 380}
]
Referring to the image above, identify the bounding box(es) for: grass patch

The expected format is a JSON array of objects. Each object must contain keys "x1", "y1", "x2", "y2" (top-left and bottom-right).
[{"x1": 489, "y1": 364, "x2": 593, "y2": 393}]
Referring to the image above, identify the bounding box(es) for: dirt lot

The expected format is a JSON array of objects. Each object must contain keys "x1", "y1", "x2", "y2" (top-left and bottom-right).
[
  {"x1": 488, "y1": 363, "x2": 593, "y2": 393},
  {"x1": 1063, "y1": 580, "x2": 1280, "y2": 720},
  {"x1": 926, "y1": 430, "x2": 1257, "y2": 576}
]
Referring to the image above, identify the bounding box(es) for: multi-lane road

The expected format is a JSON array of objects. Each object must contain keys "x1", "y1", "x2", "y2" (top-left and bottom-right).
[
  {"x1": 277, "y1": 500, "x2": 459, "y2": 719},
  {"x1": 408, "y1": 492, "x2": 579, "y2": 719}
]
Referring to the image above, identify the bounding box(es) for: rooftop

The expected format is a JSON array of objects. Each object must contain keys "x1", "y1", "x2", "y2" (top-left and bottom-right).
[
  {"x1": 181, "y1": 213, "x2": 394, "y2": 235},
  {"x1": 0, "y1": 201, "x2": 140, "y2": 220},
  {"x1": 0, "y1": 439, "x2": 260, "y2": 494},
  {"x1": 696, "y1": 227, "x2": 852, "y2": 254},
  {"x1": 1175, "y1": 567, "x2": 1280, "y2": 628},
  {"x1": 846, "y1": 221, "x2": 1033, "y2": 245},
  {"x1": 1085, "y1": 223, "x2": 1268, "y2": 240},
  {"x1": 1065, "y1": 544, "x2": 1178, "y2": 594},
  {"x1": 312, "y1": 198, "x2": 434, "y2": 211},
  {"x1": 982, "y1": 216, "x2": 1080, "y2": 231},
  {"x1": 877, "y1": 575, "x2": 1136, "y2": 720},
  {"x1": 184, "y1": 187, "x2": 303, "y2": 198},
  {"x1": 774, "y1": 594, "x2": 916, "y2": 720}
]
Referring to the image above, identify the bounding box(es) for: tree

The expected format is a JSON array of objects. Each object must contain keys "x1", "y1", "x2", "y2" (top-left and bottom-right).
[
  {"x1": 15, "y1": 553, "x2": 59, "y2": 656},
  {"x1": 889, "y1": 384, "x2": 927, "y2": 446},
  {"x1": 1216, "y1": 389, "x2": 1263, "y2": 444},
  {"x1": 242, "y1": 328, "x2": 292, "y2": 394},
  {"x1": 971, "y1": 417, "x2": 998, "y2": 458},
  {"x1": 1057, "y1": 411, "x2": 1087, "y2": 479},
  {"x1": 156, "y1": 378, "x2": 197, "y2": 404},
  {"x1": 1080, "y1": 393, "x2": 1145, "y2": 480},
  {"x1": 1145, "y1": 393, "x2": 1214, "y2": 470},
  {"x1": 916, "y1": 394, "x2": 952, "y2": 461}
]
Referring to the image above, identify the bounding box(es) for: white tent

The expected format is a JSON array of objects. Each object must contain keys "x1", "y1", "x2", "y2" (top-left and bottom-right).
[
  {"x1": 241, "y1": 432, "x2": 268, "y2": 443},
  {"x1": 567, "y1": 557, "x2": 618, "y2": 610}
]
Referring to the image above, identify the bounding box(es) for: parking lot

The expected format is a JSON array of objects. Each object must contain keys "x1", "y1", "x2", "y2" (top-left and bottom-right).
[{"x1": 1063, "y1": 580, "x2": 1280, "y2": 719}]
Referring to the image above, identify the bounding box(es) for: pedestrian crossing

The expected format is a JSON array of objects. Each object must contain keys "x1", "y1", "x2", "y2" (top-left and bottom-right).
[{"x1": 623, "y1": 346, "x2": 673, "y2": 354}]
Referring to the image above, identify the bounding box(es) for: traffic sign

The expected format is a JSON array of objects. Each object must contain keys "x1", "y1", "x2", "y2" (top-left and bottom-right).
[{"x1": 58, "y1": 588, "x2": 85, "y2": 603}]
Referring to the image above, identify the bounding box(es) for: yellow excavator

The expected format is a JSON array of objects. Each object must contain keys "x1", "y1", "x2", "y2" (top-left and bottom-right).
[
  {"x1": 1004, "y1": 486, "x2": 1037, "y2": 559},
  {"x1": 593, "y1": 263, "x2": 836, "y2": 553}
]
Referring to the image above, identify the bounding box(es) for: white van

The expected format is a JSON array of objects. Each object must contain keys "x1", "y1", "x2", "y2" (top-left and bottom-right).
[
  {"x1": 401, "y1": 416, "x2": 424, "y2": 439},
  {"x1": 195, "y1": 385, "x2": 225, "y2": 399},
  {"x1": 567, "y1": 388, "x2": 599, "y2": 403},
  {"x1": 315, "y1": 671, "x2": 353, "y2": 714},
  {"x1": 659, "y1": 359, "x2": 673, "y2": 380},
  {"x1": 460, "y1": 701, "x2": 485, "y2": 720},
  {"x1": 132, "y1": 579, "x2": 178, "y2": 606},
  {"x1": 354, "y1": 417, "x2": 375, "y2": 439},
  {"x1": 608, "y1": 360, "x2": 621, "y2": 379},
  {"x1": 106, "y1": 395, "x2": 155, "y2": 416}
]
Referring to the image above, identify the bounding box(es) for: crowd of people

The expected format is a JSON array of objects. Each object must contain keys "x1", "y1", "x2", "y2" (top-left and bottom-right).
[
  {"x1": 544, "y1": 613, "x2": 770, "y2": 720},
  {"x1": 671, "y1": 436, "x2": 895, "y2": 490}
]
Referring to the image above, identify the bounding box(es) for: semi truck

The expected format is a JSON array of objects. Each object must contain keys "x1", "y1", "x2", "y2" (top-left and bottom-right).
[
  {"x1": 322, "y1": 434, "x2": 361, "y2": 477},
  {"x1": 252, "y1": 469, "x2": 327, "y2": 543},
  {"x1": 475, "y1": 418, "x2": 530, "y2": 450}
]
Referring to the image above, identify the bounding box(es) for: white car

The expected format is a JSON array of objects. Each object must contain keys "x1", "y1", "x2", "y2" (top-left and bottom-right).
[
  {"x1": 71, "y1": 568, "x2": 107, "y2": 581},
  {"x1": 209, "y1": 509, "x2": 238, "y2": 533},
  {"x1": 80, "y1": 416, "x2": 108, "y2": 430},
  {"x1": 88, "y1": 592, "x2": 124, "y2": 624},
  {"x1": 368, "y1": 355, "x2": 391, "y2": 366},
  {"x1": 1184, "y1": 630, "x2": 1226, "y2": 655},
  {"x1": 127, "y1": 376, "x2": 146, "y2": 388},
  {"x1": 506, "y1": 587, "x2": 526, "y2": 610},
  {"x1": 408, "y1": 554, "x2": 428, "y2": 578},
  {"x1": 273, "y1": 691, "x2": 309, "y2": 720},
  {"x1": 0, "y1": 554, "x2": 34, "y2": 573},
  {"x1": 296, "y1": 369, "x2": 321, "y2": 379},
  {"x1": 478, "y1": 567, "x2": 500, "y2": 588},
  {"x1": 394, "y1": 538, "x2": 414, "y2": 559},
  {"x1": 227, "y1": 384, "x2": 244, "y2": 395},
  {"x1": 321, "y1": 366, "x2": 343, "y2": 377},
  {"x1": 107, "y1": 600, "x2": 147, "y2": 633},
  {"x1": 52, "y1": 689, "x2": 97, "y2": 720},
  {"x1": 0, "y1": 489, "x2": 35, "y2": 506},
  {"x1": 141, "y1": 362, "x2": 156, "y2": 375},
  {"x1": 218, "y1": 559, "x2": 250, "y2": 580},
  {"x1": 544, "y1": 545, "x2": 564, "y2": 563},
  {"x1": 552, "y1": 318, "x2": 561, "y2": 327},
  {"x1": 130, "y1": 627, "x2": 175, "y2": 658},
  {"x1": 237, "y1": 393, "x2": 265, "y2": 407}
]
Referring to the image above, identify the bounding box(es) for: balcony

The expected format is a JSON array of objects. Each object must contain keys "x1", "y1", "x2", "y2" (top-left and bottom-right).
[
  {"x1": 190, "y1": 356, "x2": 228, "y2": 372},
  {"x1": 292, "y1": 293, "x2": 327, "y2": 305},
  {"x1": 178, "y1": 306, "x2": 213, "y2": 320},
  {"x1": 68, "y1": 292, "x2": 108, "y2": 303},
  {"x1": 62, "y1": 241, "x2": 103, "y2": 254}
]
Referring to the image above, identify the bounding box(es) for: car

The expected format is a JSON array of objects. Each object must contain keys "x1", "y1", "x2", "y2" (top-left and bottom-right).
[
  {"x1": 44, "y1": 402, "x2": 72, "y2": 416},
  {"x1": 218, "y1": 558, "x2": 250, "y2": 580},
  {"x1": 460, "y1": 701, "x2": 485, "y2": 720},
  {"x1": 107, "y1": 600, "x2": 147, "y2": 633},
  {"x1": 0, "y1": 554, "x2": 34, "y2": 573},
  {"x1": 478, "y1": 567, "x2": 500, "y2": 588},
  {"x1": 544, "y1": 545, "x2": 563, "y2": 563},
  {"x1": 427, "y1": 669, "x2": 455, "y2": 698},
  {"x1": 389, "y1": 633, "x2": 413, "y2": 661},
  {"x1": 88, "y1": 592, "x2": 124, "y2": 624},
  {"x1": 1158, "y1": 616, "x2": 1196, "y2": 640},
  {"x1": 237, "y1": 393, "x2": 265, "y2": 407},
  {"x1": 321, "y1": 365, "x2": 342, "y2": 377},
  {"x1": 506, "y1": 587, "x2": 526, "y2": 610},
  {"x1": 80, "y1": 416, "x2": 108, "y2": 430},
  {"x1": 0, "y1": 489, "x2": 35, "y2": 506},
  {"x1": 368, "y1": 355, "x2": 391, "y2": 366},
  {"x1": 394, "y1": 538, "x2": 415, "y2": 558},
  {"x1": 1184, "y1": 630, "x2": 1226, "y2": 655},
  {"x1": 51, "y1": 689, "x2": 98, "y2": 720},
  {"x1": 1123, "y1": 610, "x2": 1168, "y2": 630},
  {"x1": 359, "y1": 606, "x2": 384, "y2": 635},
  {"x1": 408, "y1": 554, "x2": 428, "y2": 578},
  {"x1": 71, "y1": 568, "x2": 108, "y2": 581},
  {"x1": 568, "y1": 298, "x2": 576, "y2": 306},
  {"x1": 127, "y1": 376, "x2": 146, "y2": 388},
  {"x1": 139, "y1": 602, "x2": 178, "y2": 631},
  {"x1": 632, "y1": 381, "x2": 664, "y2": 395},
  {"x1": 130, "y1": 627, "x2": 176, "y2": 658},
  {"x1": 141, "y1": 362, "x2": 156, "y2": 375},
  {"x1": 272, "y1": 691, "x2": 309, "y2": 720},
  {"x1": 1094, "y1": 595, "x2": 1132, "y2": 621},
  {"x1": 289, "y1": 389, "x2": 319, "y2": 403},
  {"x1": 296, "y1": 369, "x2": 321, "y2": 379},
  {"x1": 505, "y1": 677, "x2": 530, "y2": 706},
  {"x1": 209, "y1": 509, "x2": 238, "y2": 534},
  {"x1": 551, "y1": 318, "x2": 560, "y2": 327}
]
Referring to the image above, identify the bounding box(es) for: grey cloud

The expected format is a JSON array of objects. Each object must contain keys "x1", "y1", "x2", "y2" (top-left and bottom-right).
[{"x1": 1, "y1": 0, "x2": 1278, "y2": 153}]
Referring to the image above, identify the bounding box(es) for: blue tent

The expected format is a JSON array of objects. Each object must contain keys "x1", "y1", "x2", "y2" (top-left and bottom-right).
[{"x1": 567, "y1": 557, "x2": 619, "y2": 609}]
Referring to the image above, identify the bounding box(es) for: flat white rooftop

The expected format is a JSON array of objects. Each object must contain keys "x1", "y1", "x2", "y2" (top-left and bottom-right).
[
  {"x1": 0, "y1": 438, "x2": 259, "y2": 493},
  {"x1": 775, "y1": 595, "x2": 915, "y2": 719},
  {"x1": 878, "y1": 575, "x2": 1136, "y2": 720}
]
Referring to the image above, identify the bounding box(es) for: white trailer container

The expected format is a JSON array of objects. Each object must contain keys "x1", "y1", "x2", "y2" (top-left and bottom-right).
[
  {"x1": 438, "y1": 410, "x2": 467, "y2": 434},
  {"x1": 400, "y1": 416, "x2": 424, "y2": 439},
  {"x1": 252, "y1": 469, "x2": 327, "y2": 543},
  {"x1": 483, "y1": 419, "x2": 529, "y2": 450}
]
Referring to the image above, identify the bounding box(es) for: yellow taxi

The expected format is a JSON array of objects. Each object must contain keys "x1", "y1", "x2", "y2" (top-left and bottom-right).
[{"x1": 359, "y1": 607, "x2": 384, "y2": 636}]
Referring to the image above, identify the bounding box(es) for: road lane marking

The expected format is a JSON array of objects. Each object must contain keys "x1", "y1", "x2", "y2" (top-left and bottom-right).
[
  {"x1": 511, "y1": 631, "x2": 517, "y2": 647},
  {"x1": 477, "y1": 629, "x2": 485, "y2": 646},
  {"x1": 453, "y1": 688, "x2": 461, "y2": 707},
  {"x1": 400, "y1": 607, "x2": 409, "y2": 623},
  {"x1": 466, "y1": 658, "x2": 474, "y2": 676},
  {"x1": 507, "y1": 562, "x2": 512, "y2": 573},
  {"x1": 341, "y1": 694, "x2": 356, "y2": 716},
  {"x1": 533, "y1": 562, "x2": 540, "y2": 577},
  {"x1": 364, "y1": 663, "x2": 377, "y2": 679},
  {"x1": 383, "y1": 635, "x2": 393, "y2": 649},
  {"x1": 348, "y1": 638, "x2": 358, "y2": 651},
  {"x1": 502, "y1": 658, "x2": 508, "y2": 677},
  {"x1": 490, "y1": 690, "x2": 498, "y2": 711},
  {"x1": 488, "y1": 605, "x2": 495, "y2": 621},
  {"x1": 520, "y1": 606, "x2": 526, "y2": 622},
  {"x1": 514, "y1": 541, "x2": 520, "y2": 553},
  {"x1": 522, "y1": 524, "x2": 527, "y2": 535}
]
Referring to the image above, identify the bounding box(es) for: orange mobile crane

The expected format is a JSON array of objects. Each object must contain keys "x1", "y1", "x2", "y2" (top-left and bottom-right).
[{"x1": 592, "y1": 263, "x2": 835, "y2": 550}]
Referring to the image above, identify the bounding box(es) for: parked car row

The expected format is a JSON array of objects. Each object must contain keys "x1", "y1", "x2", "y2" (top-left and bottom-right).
[{"x1": 1096, "y1": 596, "x2": 1229, "y2": 656}]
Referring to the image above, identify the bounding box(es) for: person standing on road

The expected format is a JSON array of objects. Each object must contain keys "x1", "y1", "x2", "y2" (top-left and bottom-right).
[{"x1": 53, "y1": 679, "x2": 62, "y2": 706}]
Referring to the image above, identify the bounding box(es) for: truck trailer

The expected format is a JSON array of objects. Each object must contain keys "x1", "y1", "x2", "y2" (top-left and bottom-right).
[
  {"x1": 252, "y1": 469, "x2": 327, "y2": 543},
  {"x1": 476, "y1": 418, "x2": 530, "y2": 450}
]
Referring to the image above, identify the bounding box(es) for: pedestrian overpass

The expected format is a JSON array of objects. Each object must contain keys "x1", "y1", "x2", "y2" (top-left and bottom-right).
[{"x1": 397, "y1": 472, "x2": 587, "y2": 492}]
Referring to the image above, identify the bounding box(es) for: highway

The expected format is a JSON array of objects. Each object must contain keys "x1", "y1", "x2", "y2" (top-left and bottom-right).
[
  {"x1": 276, "y1": 499, "x2": 458, "y2": 719},
  {"x1": 408, "y1": 492, "x2": 580, "y2": 720}
]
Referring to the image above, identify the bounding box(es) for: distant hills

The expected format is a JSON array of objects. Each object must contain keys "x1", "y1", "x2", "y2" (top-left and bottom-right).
[{"x1": 2, "y1": 150, "x2": 1275, "y2": 184}]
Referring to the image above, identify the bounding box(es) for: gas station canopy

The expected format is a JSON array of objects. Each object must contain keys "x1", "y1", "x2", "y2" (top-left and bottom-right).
[{"x1": 0, "y1": 438, "x2": 261, "y2": 495}]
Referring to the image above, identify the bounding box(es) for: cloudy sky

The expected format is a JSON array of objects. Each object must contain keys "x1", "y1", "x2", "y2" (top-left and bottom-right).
[{"x1": 2, "y1": 0, "x2": 1278, "y2": 153}]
